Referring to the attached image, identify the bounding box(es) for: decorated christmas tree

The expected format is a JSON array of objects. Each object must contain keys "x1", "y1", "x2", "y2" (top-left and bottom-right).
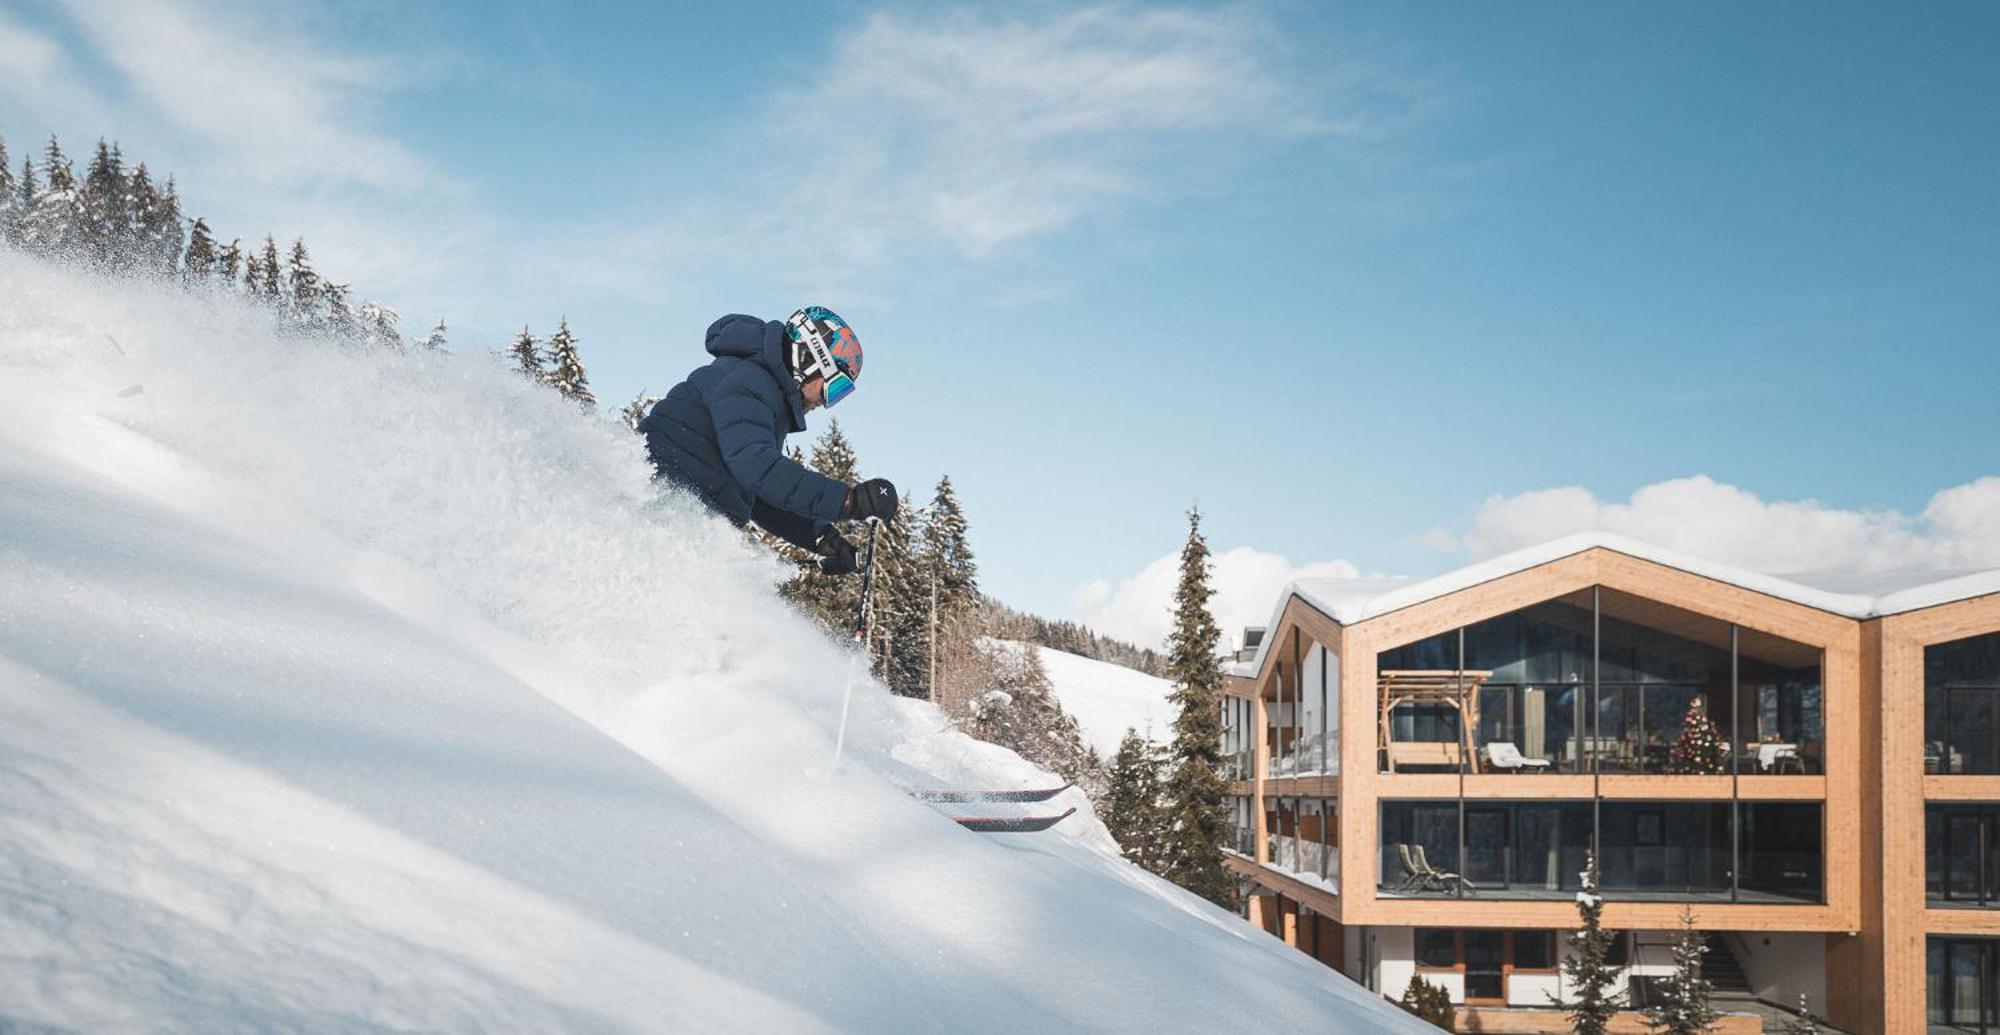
[{"x1": 1668, "y1": 696, "x2": 1728, "y2": 775}]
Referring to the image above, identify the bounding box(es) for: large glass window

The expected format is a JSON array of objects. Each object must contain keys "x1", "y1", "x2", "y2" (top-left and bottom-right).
[
  {"x1": 1599, "y1": 803, "x2": 1731, "y2": 896},
  {"x1": 1929, "y1": 632, "x2": 2000, "y2": 775},
  {"x1": 1930, "y1": 805, "x2": 2000, "y2": 907},
  {"x1": 1739, "y1": 803, "x2": 1823, "y2": 900},
  {"x1": 1378, "y1": 587, "x2": 1825, "y2": 775},
  {"x1": 1931, "y1": 937, "x2": 2000, "y2": 1032},
  {"x1": 1298, "y1": 798, "x2": 1337, "y2": 885},
  {"x1": 1380, "y1": 801, "x2": 1461, "y2": 897}
]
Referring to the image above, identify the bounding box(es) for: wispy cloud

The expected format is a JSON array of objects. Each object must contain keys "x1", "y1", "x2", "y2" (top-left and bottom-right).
[
  {"x1": 1424, "y1": 474, "x2": 2000, "y2": 574},
  {"x1": 1075, "y1": 545, "x2": 1360, "y2": 651},
  {"x1": 50, "y1": 0, "x2": 438, "y2": 193}
]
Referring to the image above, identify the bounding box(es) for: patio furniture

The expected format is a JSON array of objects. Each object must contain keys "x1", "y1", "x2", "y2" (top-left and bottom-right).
[
  {"x1": 1379, "y1": 669, "x2": 1492, "y2": 773},
  {"x1": 1752, "y1": 742, "x2": 1800, "y2": 773},
  {"x1": 1487, "y1": 741, "x2": 1553, "y2": 773},
  {"x1": 1411, "y1": 844, "x2": 1473, "y2": 894}
]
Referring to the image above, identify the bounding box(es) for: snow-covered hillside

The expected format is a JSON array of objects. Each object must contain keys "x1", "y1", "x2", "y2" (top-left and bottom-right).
[
  {"x1": 1028, "y1": 644, "x2": 1178, "y2": 757},
  {"x1": 0, "y1": 252, "x2": 1422, "y2": 1032}
]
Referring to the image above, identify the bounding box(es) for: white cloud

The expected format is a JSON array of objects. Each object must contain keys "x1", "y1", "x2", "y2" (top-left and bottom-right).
[
  {"x1": 1075, "y1": 546, "x2": 1359, "y2": 652},
  {"x1": 1430, "y1": 474, "x2": 2000, "y2": 574},
  {"x1": 51, "y1": 0, "x2": 436, "y2": 193}
]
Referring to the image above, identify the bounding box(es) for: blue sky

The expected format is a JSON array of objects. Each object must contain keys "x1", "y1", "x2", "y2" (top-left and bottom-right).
[{"x1": 3, "y1": 1, "x2": 1996, "y2": 646}]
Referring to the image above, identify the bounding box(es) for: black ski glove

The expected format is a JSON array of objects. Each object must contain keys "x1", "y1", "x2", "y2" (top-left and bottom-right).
[
  {"x1": 816, "y1": 527, "x2": 859, "y2": 576},
  {"x1": 843, "y1": 478, "x2": 899, "y2": 523}
]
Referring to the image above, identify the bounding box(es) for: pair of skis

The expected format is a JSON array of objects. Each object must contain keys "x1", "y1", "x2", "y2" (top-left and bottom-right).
[
  {"x1": 832, "y1": 523, "x2": 1072, "y2": 834},
  {"x1": 911, "y1": 781, "x2": 1076, "y2": 833}
]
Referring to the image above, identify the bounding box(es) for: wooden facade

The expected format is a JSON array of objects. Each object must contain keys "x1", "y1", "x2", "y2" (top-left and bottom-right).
[{"x1": 1219, "y1": 543, "x2": 2000, "y2": 1034}]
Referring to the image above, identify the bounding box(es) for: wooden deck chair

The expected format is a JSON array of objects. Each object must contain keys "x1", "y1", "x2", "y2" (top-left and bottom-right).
[{"x1": 1411, "y1": 844, "x2": 1473, "y2": 893}]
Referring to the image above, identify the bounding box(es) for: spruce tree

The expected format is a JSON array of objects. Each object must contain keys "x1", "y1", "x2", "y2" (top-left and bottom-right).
[
  {"x1": 124, "y1": 162, "x2": 157, "y2": 270},
  {"x1": 544, "y1": 318, "x2": 595, "y2": 406},
  {"x1": 1778, "y1": 991, "x2": 1821, "y2": 1035},
  {"x1": 325, "y1": 283, "x2": 357, "y2": 337},
  {"x1": 873, "y1": 492, "x2": 932, "y2": 696},
  {"x1": 5, "y1": 156, "x2": 31, "y2": 248},
  {"x1": 147, "y1": 175, "x2": 184, "y2": 274},
  {"x1": 966, "y1": 642, "x2": 1093, "y2": 782},
  {"x1": 0, "y1": 138, "x2": 14, "y2": 243},
  {"x1": 218, "y1": 237, "x2": 243, "y2": 283},
  {"x1": 287, "y1": 238, "x2": 324, "y2": 326},
  {"x1": 1668, "y1": 697, "x2": 1728, "y2": 775},
  {"x1": 1646, "y1": 905, "x2": 1718, "y2": 1034},
  {"x1": 508, "y1": 325, "x2": 544, "y2": 380},
  {"x1": 81, "y1": 139, "x2": 129, "y2": 265},
  {"x1": 417, "y1": 319, "x2": 449, "y2": 353},
  {"x1": 619, "y1": 391, "x2": 656, "y2": 431},
  {"x1": 29, "y1": 136, "x2": 83, "y2": 255},
  {"x1": 1559, "y1": 852, "x2": 1623, "y2": 1035},
  {"x1": 255, "y1": 235, "x2": 283, "y2": 301},
  {"x1": 779, "y1": 421, "x2": 862, "y2": 632},
  {"x1": 182, "y1": 217, "x2": 218, "y2": 280},
  {"x1": 1159, "y1": 506, "x2": 1235, "y2": 907},
  {"x1": 358, "y1": 301, "x2": 401, "y2": 350},
  {"x1": 1105, "y1": 728, "x2": 1169, "y2": 873}
]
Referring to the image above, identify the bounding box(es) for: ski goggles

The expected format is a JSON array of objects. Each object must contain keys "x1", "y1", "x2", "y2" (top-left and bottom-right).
[{"x1": 797, "y1": 320, "x2": 858, "y2": 407}]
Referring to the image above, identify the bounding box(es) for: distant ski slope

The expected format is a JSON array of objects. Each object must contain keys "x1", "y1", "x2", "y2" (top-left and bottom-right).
[
  {"x1": 0, "y1": 250, "x2": 1426, "y2": 1033},
  {"x1": 1026, "y1": 643, "x2": 1178, "y2": 756}
]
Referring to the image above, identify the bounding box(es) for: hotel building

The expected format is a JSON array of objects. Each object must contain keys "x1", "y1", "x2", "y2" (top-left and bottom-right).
[{"x1": 1216, "y1": 532, "x2": 2000, "y2": 1033}]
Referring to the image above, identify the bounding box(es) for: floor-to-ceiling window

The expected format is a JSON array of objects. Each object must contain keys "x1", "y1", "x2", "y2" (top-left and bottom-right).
[
  {"x1": 1929, "y1": 632, "x2": 2000, "y2": 775},
  {"x1": 1376, "y1": 587, "x2": 1825, "y2": 776},
  {"x1": 1932, "y1": 937, "x2": 2000, "y2": 1032},
  {"x1": 1930, "y1": 804, "x2": 2000, "y2": 907}
]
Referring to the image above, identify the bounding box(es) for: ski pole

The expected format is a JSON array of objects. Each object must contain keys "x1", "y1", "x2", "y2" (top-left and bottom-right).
[{"x1": 831, "y1": 517, "x2": 881, "y2": 771}]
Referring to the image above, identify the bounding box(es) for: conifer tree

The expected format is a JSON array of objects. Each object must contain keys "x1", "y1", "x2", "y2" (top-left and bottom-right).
[
  {"x1": 508, "y1": 325, "x2": 544, "y2": 380},
  {"x1": 1159, "y1": 507, "x2": 1234, "y2": 907},
  {"x1": 10, "y1": 157, "x2": 34, "y2": 247},
  {"x1": 255, "y1": 235, "x2": 283, "y2": 301},
  {"x1": 287, "y1": 238, "x2": 324, "y2": 326},
  {"x1": 182, "y1": 217, "x2": 218, "y2": 280},
  {"x1": 81, "y1": 139, "x2": 129, "y2": 265},
  {"x1": 416, "y1": 319, "x2": 448, "y2": 353},
  {"x1": 921, "y1": 475, "x2": 977, "y2": 611},
  {"x1": 1646, "y1": 905, "x2": 1718, "y2": 1034},
  {"x1": 1778, "y1": 991, "x2": 1821, "y2": 1035},
  {"x1": 872, "y1": 492, "x2": 931, "y2": 696},
  {"x1": 1558, "y1": 852, "x2": 1623, "y2": 1035},
  {"x1": 1105, "y1": 728, "x2": 1169, "y2": 872},
  {"x1": 1668, "y1": 697, "x2": 1728, "y2": 775},
  {"x1": 124, "y1": 162, "x2": 157, "y2": 270},
  {"x1": 146, "y1": 175, "x2": 183, "y2": 274},
  {"x1": 0, "y1": 138, "x2": 14, "y2": 243},
  {"x1": 217, "y1": 237, "x2": 243, "y2": 283},
  {"x1": 966, "y1": 642, "x2": 1094, "y2": 782},
  {"x1": 29, "y1": 136, "x2": 83, "y2": 255},
  {"x1": 544, "y1": 318, "x2": 594, "y2": 406},
  {"x1": 619, "y1": 391, "x2": 656, "y2": 431},
  {"x1": 780, "y1": 421, "x2": 862, "y2": 632},
  {"x1": 325, "y1": 283, "x2": 357, "y2": 337},
  {"x1": 358, "y1": 301, "x2": 401, "y2": 350}
]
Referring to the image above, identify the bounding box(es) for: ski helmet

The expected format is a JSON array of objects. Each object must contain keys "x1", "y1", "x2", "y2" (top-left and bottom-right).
[{"x1": 785, "y1": 306, "x2": 862, "y2": 406}]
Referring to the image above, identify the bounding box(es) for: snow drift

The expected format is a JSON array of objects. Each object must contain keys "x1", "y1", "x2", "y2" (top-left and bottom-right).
[{"x1": 0, "y1": 250, "x2": 1423, "y2": 1032}]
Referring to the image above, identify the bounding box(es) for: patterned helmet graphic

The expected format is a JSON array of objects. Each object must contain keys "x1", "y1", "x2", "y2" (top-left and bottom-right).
[{"x1": 785, "y1": 306, "x2": 862, "y2": 384}]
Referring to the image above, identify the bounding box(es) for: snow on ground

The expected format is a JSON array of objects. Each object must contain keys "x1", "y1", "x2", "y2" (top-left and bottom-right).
[
  {"x1": 1027, "y1": 644, "x2": 1178, "y2": 757},
  {"x1": 0, "y1": 251, "x2": 1424, "y2": 1033}
]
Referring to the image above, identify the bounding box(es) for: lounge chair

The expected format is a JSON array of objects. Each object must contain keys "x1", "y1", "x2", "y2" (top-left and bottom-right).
[
  {"x1": 1486, "y1": 742, "x2": 1553, "y2": 773},
  {"x1": 1410, "y1": 844, "x2": 1473, "y2": 894}
]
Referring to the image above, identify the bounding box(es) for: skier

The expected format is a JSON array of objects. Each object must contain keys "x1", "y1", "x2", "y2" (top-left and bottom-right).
[{"x1": 638, "y1": 306, "x2": 897, "y2": 575}]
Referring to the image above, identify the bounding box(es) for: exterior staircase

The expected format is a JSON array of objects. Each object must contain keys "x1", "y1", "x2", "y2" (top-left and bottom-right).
[{"x1": 1702, "y1": 935, "x2": 1755, "y2": 999}]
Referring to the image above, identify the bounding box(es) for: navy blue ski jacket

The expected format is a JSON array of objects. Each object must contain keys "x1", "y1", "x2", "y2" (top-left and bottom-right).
[{"x1": 639, "y1": 314, "x2": 848, "y2": 549}]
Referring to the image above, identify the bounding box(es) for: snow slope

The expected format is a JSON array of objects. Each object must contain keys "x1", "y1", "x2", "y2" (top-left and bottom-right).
[
  {"x1": 1028, "y1": 644, "x2": 1178, "y2": 757},
  {"x1": 0, "y1": 251, "x2": 1423, "y2": 1033}
]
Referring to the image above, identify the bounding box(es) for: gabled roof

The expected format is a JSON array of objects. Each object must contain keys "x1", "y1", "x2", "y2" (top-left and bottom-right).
[{"x1": 1224, "y1": 531, "x2": 2000, "y2": 680}]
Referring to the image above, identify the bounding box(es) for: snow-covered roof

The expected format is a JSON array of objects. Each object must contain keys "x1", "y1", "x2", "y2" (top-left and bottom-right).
[{"x1": 1228, "y1": 531, "x2": 2000, "y2": 681}]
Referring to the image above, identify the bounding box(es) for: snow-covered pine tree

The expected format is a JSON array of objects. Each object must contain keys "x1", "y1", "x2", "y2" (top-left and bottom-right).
[
  {"x1": 1778, "y1": 991, "x2": 1821, "y2": 1034},
  {"x1": 146, "y1": 175, "x2": 184, "y2": 275},
  {"x1": 124, "y1": 163, "x2": 159, "y2": 271},
  {"x1": 182, "y1": 218, "x2": 217, "y2": 281},
  {"x1": 9, "y1": 156, "x2": 34, "y2": 249},
  {"x1": 1646, "y1": 905, "x2": 1719, "y2": 1034},
  {"x1": 1557, "y1": 851, "x2": 1624, "y2": 1035},
  {"x1": 1159, "y1": 506, "x2": 1234, "y2": 908},
  {"x1": 1105, "y1": 728, "x2": 1169, "y2": 873},
  {"x1": 358, "y1": 301, "x2": 400, "y2": 351},
  {"x1": 287, "y1": 238, "x2": 324, "y2": 327},
  {"x1": 416, "y1": 319, "x2": 448, "y2": 353},
  {"x1": 779, "y1": 421, "x2": 862, "y2": 633},
  {"x1": 921, "y1": 475, "x2": 977, "y2": 614},
  {"x1": 0, "y1": 138, "x2": 14, "y2": 244},
  {"x1": 1668, "y1": 697, "x2": 1728, "y2": 775},
  {"x1": 507, "y1": 325, "x2": 544, "y2": 381},
  {"x1": 872, "y1": 492, "x2": 932, "y2": 697},
  {"x1": 324, "y1": 283, "x2": 357, "y2": 338},
  {"x1": 544, "y1": 318, "x2": 595, "y2": 406},
  {"x1": 80, "y1": 139, "x2": 129, "y2": 266},
  {"x1": 217, "y1": 237, "x2": 243, "y2": 284},
  {"x1": 618, "y1": 391, "x2": 656, "y2": 431},
  {"x1": 255, "y1": 235, "x2": 284, "y2": 302},
  {"x1": 28, "y1": 136, "x2": 83, "y2": 256},
  {"x1": 965, "y1": 641, "x2": 1093, "y2": 782}
]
